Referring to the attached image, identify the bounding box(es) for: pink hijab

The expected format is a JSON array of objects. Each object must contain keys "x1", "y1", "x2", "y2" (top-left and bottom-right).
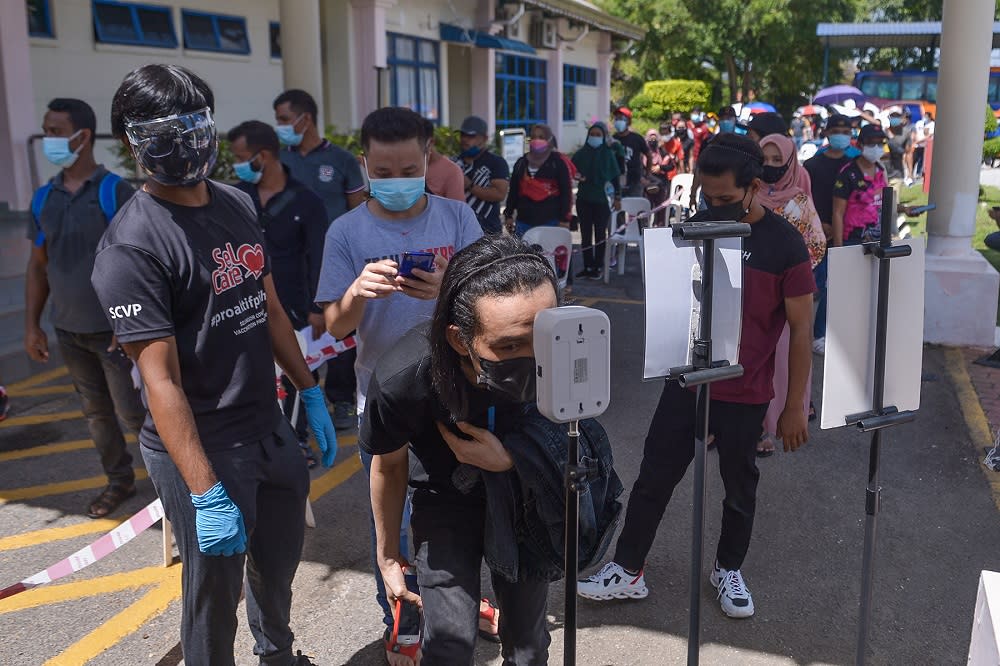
[{"x1": 757, "y1": 135, "x2": 805, "y2": 210}]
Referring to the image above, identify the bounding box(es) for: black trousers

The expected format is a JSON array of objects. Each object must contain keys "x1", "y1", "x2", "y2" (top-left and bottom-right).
[
  {"x1": 411, "y1": 492, "x2": 550, "y2": 665},
  {"x1": 324, "y1": 347, "x2": 357, "y2": 404},
  {"x1": 614, "y1": 381, "x2": 768, "y2": 572},
  {"x1": 141, "y1": 420, "x2": 309, "y2": 666},
  {"x1": 576, "y1": 198, "x2": 611, "y2": 271}
]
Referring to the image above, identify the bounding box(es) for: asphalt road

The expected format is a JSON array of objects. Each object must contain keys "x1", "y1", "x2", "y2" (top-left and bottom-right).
[{"x1": 1, "y1": 256, "x2": 998, "y2": 665}]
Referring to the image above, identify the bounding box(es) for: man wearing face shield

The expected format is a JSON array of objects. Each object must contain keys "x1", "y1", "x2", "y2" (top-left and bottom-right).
[
  {"x1": 364, "y1": 235, "x2": 561, "y2": 664},
  {"x1": 579, "y1": 134, "x2": 815, "y2": 620},
  {"x1": 91, "y1": 64, "x2": 336, "y2": 666},
  {"x1": 316, "y1": 106, "x2": 483, "y2": 662},
  {"x1": 24, "y1": 97, "x2": 145, "y2": 520}
]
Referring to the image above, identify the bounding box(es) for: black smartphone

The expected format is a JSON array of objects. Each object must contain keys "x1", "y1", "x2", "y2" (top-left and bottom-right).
[{"x1": 399, "y1": 251, "x2": 436, "y2": 278}]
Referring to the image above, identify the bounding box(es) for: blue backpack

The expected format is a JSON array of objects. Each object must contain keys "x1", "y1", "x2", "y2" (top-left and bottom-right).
[{"x1": 30, "y1": 172, "x2": 122, "y2": 243}]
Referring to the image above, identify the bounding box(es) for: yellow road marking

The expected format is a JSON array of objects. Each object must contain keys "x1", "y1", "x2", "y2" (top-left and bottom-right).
[
  {"x1": 0, "y1": 565, "x2": 172, "y2": 614},
  {"x1": 310, "y1": 449, "x2": 362, "y2": 502},
  {"x1": 6, "y1": 366, "x2": 69, "y2": 392},
  {"x1": 0, "y1": 435, "x2": 137, "y2": 463},
  {"x1": 0, "y1": 468, "x2": 148, "y2": 503},
  {"x1": 43, "y1": 567, "x2": 181, "y2": 666},
  {"x1": 944, "y1": 347, "x2": 1000, "y2": 512},
  {"x1": 0, "y1": 517, "x2": 128, "y2": 552},
  {"x1": 11, "y1": 384, "x2": 75, "y2": 397},
  {"x1": 0, "y1": 410, "x2": 83, "y2": 429}
]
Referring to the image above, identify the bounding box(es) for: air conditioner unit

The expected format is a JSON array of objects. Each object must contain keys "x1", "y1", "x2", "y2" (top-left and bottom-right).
[
  {"x1": 530, "y1": 17, "x2": 557, "y2": 49},
  {"x1": 500, "y1": 5, "x2": 524, "y2": 41}
]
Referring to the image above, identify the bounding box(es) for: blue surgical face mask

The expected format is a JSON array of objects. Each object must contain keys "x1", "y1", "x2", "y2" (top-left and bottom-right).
[
  {"x1": 275, "y1": 114, "x2": 304, "y2": 146},
  {"x1": 889, "y1": 117, "x2": 902, "y2": 127},
  {"x1": 613, "y1": 119, "x2": 627, "y2": 132},
  {"x1": 233, "y1": 154, "x2": 263, "y2": 184},
  {"x1": 719, "y1": 119, "x2": 736, "y2": 133},
  {"x1": 43, "y1": 130, "x2": 83, "y2": 168},
  {"x1": 587, "y1": 136, "x2": 604, "y2": 148},
  {"x1": 459, "y1": 143, "x2": 482, "y2": 159},
  {"x1": 365, "y1": 157, "x2": 427, "y2": 212},
  {"x1": 828, "y1": 134, "x2": 852, "y2": 151}
]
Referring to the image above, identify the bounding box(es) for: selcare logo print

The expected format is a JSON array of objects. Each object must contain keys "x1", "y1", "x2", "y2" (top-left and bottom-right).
[{"x1": 211, "y1": 242, "x2": 266, "y2": 295}]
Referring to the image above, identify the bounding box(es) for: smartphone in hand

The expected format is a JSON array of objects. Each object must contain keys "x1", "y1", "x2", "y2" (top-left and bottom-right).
[{"x1": 399, "y1": 251, "x2": 436, "y2": 278}]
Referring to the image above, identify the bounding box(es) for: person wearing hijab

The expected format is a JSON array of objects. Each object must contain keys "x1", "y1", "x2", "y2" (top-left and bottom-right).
[
  {"x1": 504, "y1": 124, "x2": 572, "y2": 237},
  {"x1": 572, "y1": 122, "x2": 621, "y2": 279},
  {"x1": 756, "y1": 134, "x2": 826, "y2": 456}
]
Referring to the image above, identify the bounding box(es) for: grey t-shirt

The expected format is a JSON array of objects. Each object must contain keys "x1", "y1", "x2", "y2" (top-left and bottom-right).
[
  {"x1": 315, "y1": 195, "x2": 483, "y2": 411},
  {"x1": 27, "y1": 165, "x2": 134, "y2": 333},
  {"x1": 279, "y1": 140, "x2": 365, "y2": 224}
]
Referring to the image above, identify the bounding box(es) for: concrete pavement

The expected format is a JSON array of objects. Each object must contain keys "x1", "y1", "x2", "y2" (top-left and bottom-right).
[{"x1": 1, "y1": 252, "x2": 999, "y2": 665}]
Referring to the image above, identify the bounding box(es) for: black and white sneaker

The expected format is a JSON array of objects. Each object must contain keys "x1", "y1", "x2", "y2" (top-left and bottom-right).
[
  {"x1": 710, "y1": 562, "x2": 754, "y2": 618},
  {"x1": 577, "y1": 561, "x2": 648, "y2": 600}
]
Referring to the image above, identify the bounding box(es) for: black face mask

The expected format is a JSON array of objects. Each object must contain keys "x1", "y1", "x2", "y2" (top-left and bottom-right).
[
  {"x1": 761, "y1": 162, "x2": 790, "y2": 184},
  {"x1": 705, "y1": 189, "x2": 751, "y2": 222},
  {"x1": 475, "y1": 355, "x2": 537, "y2": 404}
]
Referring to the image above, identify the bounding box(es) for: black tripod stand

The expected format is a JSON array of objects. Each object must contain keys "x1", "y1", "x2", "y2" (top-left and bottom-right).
[
  {"x1": 668, "y1": 221, "x2": 752, "y2": 666},
  {"x1": 845, "y1": 187, "x2": 918, "y2": 664}
]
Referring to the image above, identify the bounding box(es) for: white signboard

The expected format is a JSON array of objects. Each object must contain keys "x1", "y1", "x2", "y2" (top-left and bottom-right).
[
  {"x1": 821, "y1": 238, "x2": 925, "y2": 429},
  {"x1": 499, "y1": 129, "x2": 526, "y2": 173},
  {"x1": 642, "y1": 228, "x2": 743, "y2": 380}
]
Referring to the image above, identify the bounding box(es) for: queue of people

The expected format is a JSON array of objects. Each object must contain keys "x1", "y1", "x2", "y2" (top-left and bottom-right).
[{"x1": 21, "y1": 59, "x2": 932, "y2": 665}]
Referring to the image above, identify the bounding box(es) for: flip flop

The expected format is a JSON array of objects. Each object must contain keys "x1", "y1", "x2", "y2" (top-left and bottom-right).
[
  {"x1": 87, "y1": 484, "x2": 137, "y2": 519},
  {"x1": 756, "y1": 435, "x2": 775, "y2": 458},
  {"x1": 478, "y1": 597, "x2": 501, "y2": 643}
]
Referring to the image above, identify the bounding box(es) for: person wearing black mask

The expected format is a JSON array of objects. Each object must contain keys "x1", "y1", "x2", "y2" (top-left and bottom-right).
[
  {"x1": 365, "y1": 235, "x2": 560, "y2": 663},
  {"x1": 92, "y1": 64, "x2": 336, "y2": 666},
  {"x1": 579, "y1": 134, "x2": 814, "y2": 620}
]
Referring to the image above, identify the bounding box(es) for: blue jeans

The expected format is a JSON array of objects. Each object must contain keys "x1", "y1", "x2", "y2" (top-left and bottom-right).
[
  {"x1": 515, "y1": 219, "x2": 559, "y2": 238},
  {"x1": 813, "y1": 254, "x2": 828, "y2": 340},
  {"x1": 360, "y1": 448, "x2": 413, "y2": 628}
]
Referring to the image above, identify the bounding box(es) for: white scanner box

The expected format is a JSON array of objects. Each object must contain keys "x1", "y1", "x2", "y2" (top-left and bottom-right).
[{"x1": 534, "y1": 306, "x2": 611, "y2": 423}]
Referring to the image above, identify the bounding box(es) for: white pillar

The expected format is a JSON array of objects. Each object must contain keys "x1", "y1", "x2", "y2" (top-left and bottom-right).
[
  {"x1": 0, "y1": 0, "x2": 35, "y2": 210},
  {"x1": 350, "y1": 0, "x2": 394, "y2": 125},
  {"x1": 596, "y1": 32, "x2": 615, "y2": 124},
  {"x1": 547, "y1": 44, "x2": 564, "y2": 147},
  {"x1": 470, "y1": 47, "x2": 496, "y2": 139},
  {"x1": 923, "y1": 0, "x2": 999, "y2": 346},
  {"x1": 279, "y1": 0, "x2": 325, "y2": 127}
]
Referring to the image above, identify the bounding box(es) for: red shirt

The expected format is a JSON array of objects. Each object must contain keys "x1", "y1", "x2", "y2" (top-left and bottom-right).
[
  {"x1": 690, "y1": 124, "x2": 712, "y2": 162},
  {"x1": 658, "y1": 139, "x2": 685, "y2": 180}
]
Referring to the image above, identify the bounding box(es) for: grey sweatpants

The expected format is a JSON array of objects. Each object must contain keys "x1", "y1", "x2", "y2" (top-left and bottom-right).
[{"x1": 141, "y1": 419, "x2": 309, "y2": 666}]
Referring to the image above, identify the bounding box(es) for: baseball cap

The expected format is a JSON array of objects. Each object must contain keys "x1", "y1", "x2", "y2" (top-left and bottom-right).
[
  {"x1": 459, "y1": 115, "x2": 488, "y2": 136},
  {"x1": 616, "y1": 106, "x2": 632, "y2": 119},
  {"x1": 719, "y1": 105, "x2": 736, "y2": 118},
  {"x1": 826, "y1": 114, "x2": 852, "y2": 131},
  {"x1": 859, "y1": 125, "x2": 886, "y2": 143},
  {"x1": 747, "y1": 112, "x2": 787, "y2": 138}
]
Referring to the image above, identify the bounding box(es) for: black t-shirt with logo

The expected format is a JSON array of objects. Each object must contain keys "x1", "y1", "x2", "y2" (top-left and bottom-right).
[
  {"x1": 804, "y1": 151, "x2": 851, "y2": 225},
  {"x1": 615, "y1": 130, "x2": 651, "y2": 188},
  {"x1": 91, "y1": 181, "x2": 280, "y2": 450},
  {"x1": 453, "y1": 151, "x2": 510, "y2": 234}
]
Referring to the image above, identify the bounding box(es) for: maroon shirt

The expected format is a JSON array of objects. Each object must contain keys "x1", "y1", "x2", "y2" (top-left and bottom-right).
[{"x1": 711, "y1": 208, "x2": 816, "y2": 404}]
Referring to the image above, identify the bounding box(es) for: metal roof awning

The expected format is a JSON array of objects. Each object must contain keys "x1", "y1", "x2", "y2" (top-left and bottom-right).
[
  {"x1": 517, "y1": 0, "x2": 645, "y2": 41},
  {"x1": 817, "y1": 21, "x2": 1000, "y2": 49},
  {"x1": 440, "y1": 23, "x2": 536, "y2": 54}
]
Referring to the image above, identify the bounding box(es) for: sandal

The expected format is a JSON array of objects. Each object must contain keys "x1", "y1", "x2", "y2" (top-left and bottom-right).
[
  {"x1": 298, "y1": 440, "x2": 318, "y2": 469},
  {"x1": 87, "y1": 483, "x2": 136, "y2": 519},
  {"x1": 756, "y1": 434, "x2": 775, "y2": 458},
  {"x1": 478, "y1": 597, "x2": 501, "y2": 643}
]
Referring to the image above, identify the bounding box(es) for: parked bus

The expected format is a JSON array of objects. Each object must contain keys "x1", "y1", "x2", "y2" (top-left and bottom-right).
[{"x1": 853, "y1": 68, "x2": 1000, "y2": 116}]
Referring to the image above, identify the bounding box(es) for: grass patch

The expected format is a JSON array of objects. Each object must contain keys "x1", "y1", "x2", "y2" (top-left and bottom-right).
[{"x1": 899, "y1": 182, "x2": 1000, "y2": 325}]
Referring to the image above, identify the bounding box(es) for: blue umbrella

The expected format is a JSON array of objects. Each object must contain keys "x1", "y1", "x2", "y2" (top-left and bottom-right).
[{"x1": 813, "y1": 84, "x2": 865, "y2": 106}]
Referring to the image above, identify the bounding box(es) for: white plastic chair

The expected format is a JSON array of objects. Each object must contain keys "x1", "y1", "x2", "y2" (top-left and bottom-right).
[
  {"x1": 522, "y1": 226, "x2": 573, "y2": 291},
  {"x1": 669, "y1": 173, "x2": 694, "y2": 209},
  {"x1": 275, "y1": 330, "x2": 317, "y2": 529},
  {"x1": 605, "y1": 197, "x2": 649, "y2": 284}
]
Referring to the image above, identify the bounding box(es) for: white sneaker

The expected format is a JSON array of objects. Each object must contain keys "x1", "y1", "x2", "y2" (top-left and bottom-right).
[
  {"x1": 812, "y1": 336, "x2": 825, "y2": 355},
  {"x1": 710, "y1": 562, "x2": 754, "y2": 618},
  {"x1": 904, "y1": 177, "x2": 914, "y2": 187},
  {"x1": 577, "y1": 561, "x2": 648, "y2": 600}
]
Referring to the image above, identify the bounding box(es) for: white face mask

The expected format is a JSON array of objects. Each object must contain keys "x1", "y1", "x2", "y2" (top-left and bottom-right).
[{"x1": 861, "y1": 145, "x2": 884, "y2": 163}]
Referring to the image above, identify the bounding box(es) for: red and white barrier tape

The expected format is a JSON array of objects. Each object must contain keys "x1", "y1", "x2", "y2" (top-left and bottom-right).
[
  {"x1": 0, "y1": 498, "x2": 165, "y2": 601},
  {"x1": 303, "y1": 334, "x2": 356, "y2": 372}
]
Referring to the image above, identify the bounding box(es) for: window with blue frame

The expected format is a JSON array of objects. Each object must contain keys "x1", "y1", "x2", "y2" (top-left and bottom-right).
[
  {"x1": 562, "y1": 64, "x2": 596, "y2": 122},
  {"x1": 495, "y1": 54, "x2": 547, "y2": 130},
  {"x1": 27, "y1": 0, "x2": 54, "y2": 38},
  {"x1": 181, "y1": 10, "x2": 249, "y2": 54},
  {"x1": 92, "y1": 1, "x2": 177, "y2": 48},
  {"x1": 388, "y1": 34, "x2": 440, "y2": 121},
  {"x1": 269, "y1": 22, "x2": 280, "y2": 59}
]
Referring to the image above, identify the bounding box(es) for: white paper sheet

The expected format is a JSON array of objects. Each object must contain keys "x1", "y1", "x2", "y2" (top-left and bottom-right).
[
  {"x1": 642, "y1": 228, "x2": 743, "y2": 380},
  {"x1": 821, "y1": 239, "x2": 925, "y2": 429}
]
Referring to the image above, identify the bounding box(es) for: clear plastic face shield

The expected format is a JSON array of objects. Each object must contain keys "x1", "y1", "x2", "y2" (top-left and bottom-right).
[{"x1": 124, "y1": 106, "x2": 218, "y2": 186}]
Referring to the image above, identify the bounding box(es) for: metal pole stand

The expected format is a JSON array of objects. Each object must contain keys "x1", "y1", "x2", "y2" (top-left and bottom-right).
[
  {"x1": 564, "y1": 420, "x2": 582, "y2": 666},
  {"x1": 848, "y1": 187, "x2": 918, "y2": 664},
  {"x1": 669, "y1": 221, "x2": 751, "y2": 666}
]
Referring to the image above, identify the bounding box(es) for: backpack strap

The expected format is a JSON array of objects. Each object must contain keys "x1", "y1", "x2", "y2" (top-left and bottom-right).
[
  {"x1": 98, "y1": 172, "x2": 122, "y2": 222},
  {"x1": 30, "y1": 183, "x2": 53, "y2": 247}
]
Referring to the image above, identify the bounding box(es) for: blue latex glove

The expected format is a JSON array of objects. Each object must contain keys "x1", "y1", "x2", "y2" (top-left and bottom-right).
[
  {"x1": 190, "y1": 481, "x2": 246, "y2": 556},
  {"x1": 300, "y1": 385, "x2": 338, "y2": 467}
]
